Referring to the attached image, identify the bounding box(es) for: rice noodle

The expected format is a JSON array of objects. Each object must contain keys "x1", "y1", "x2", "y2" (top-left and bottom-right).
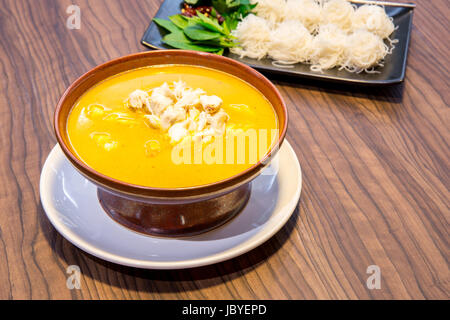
[
  {"x1": 231, "y1": 0, "x2": 397, "y2": 73},
  {"x1": 268, "y1": 20, "x2": 314, "y2": 64},
  {"x1": 310, "y1": 24, "x2": 347, "y2": 72},
  {"x1": 230, "y1": 14, "x2": 271, "y2": 60},
  {"x1": 321, "y1": 0, "x2": 355, "y2": 32},
  {"x1": 285, "y1": 0, "x2": 322, "y2": 34},
  {"x1": 250, "y1": 0, "x2": 286, "y2": 24},
  {"x1": 352, "y1": 4, "x2": 395, "y2": 38},
  {"x1": 343, "y1": 29, "x2": 388, "y2": 71}
]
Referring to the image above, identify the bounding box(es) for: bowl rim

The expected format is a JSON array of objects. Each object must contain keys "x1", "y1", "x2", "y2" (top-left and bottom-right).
[{"x1": 54, "y1": 50, "x2": 288, "y2": 197}]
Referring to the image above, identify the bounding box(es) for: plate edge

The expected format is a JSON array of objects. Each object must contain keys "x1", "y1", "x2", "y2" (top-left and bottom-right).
[{"x1": 40, "y1": 141, "x2": 302, "y2": 269}]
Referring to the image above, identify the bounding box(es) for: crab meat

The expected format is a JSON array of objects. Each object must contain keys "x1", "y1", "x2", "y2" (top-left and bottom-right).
[
  {"x1": 200, "y1": 95, "x2": 222, "y2": 114},
  {"x1": 209, "y1": 109, "x2": 229, "y2": 134},
  {"x1": 160, "y1": 106, "x2": 187, "y2": 130},
  {"x1": 149, "y1": 92, "x2": 173, "y2": 115},
  {"x1": 124, "y1": 81, "x2": 230, "y2": 147},
  {"x1": 168, "y1": 121, "x2": 189, "y2": 144},
  {"x1": 144, "y1": 114, "x2": 161, "y2": 129},
  {"x1": 152, "y1": 82, "x2": 175, "y2": 100},
  {"x1": 175, "y1": 88, "x2": 205, "y2": 109},
  {"x1": 127, "y1": 89, "x2": 151, "y2": 112},
  {"x1": 173, "y1": 80, "x2": 187, "y2": 99}
]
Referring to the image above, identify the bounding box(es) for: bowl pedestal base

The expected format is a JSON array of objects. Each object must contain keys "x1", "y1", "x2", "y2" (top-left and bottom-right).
[{"x1": 97, "y1": 184, "x2": 252, "y2": 237}]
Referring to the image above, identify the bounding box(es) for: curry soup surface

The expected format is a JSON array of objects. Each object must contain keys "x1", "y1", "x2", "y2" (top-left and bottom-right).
[{"x1": 67, "y1": 65, "x2": 278, "y2": 188}]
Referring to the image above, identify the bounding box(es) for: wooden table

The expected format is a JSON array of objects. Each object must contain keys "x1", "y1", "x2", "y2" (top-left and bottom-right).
[{"x1": 0, "y1": 0, "x2": 448, "y2": 299}]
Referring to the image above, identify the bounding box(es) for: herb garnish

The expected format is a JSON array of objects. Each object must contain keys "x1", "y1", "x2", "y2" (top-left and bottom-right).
[{"x1": 152, "y1": 0, "x2": 256, "y2": 55}]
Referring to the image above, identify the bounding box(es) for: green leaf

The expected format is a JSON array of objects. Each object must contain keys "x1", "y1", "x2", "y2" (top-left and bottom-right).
[
  {"x1": 152, "y1": 18, "x2": 181, "y2": 34},
  {"x1": 222, "y1": 19, "x2": 230, "y2": 35},
  {"x1": 210, "y1": 7, "x2": 219, "y2": 18},
  {"x1": 200, "y1": 36, "x2": 237, "y2": 48},
  {"x1": 195, "y1": 12, "x2": 224, "y2": 34},
  {"x1": 169, "y1": 14, "x2": 189, "y2": 29},
  {"x1": 215, "y1": 48, "x2": 225, "y2": 55},
  {"x1": 237, "y1": 3, "x2": 257, "y2": 17},
  {"x1": 212, "y1": 0, "x2": 241, "y2": 13},
  {"x1": 184, "y1": 25, "x2": 222, "y2": 41},
  {"x1": 216, "y1": 1, "x2": 256, "y2": 32},
  {"x1": 184, "y1": 0, "x2": 203, "y2": 5},
  {"x1": 162, "y1": 32, "x2": 222, "y2": 52}
]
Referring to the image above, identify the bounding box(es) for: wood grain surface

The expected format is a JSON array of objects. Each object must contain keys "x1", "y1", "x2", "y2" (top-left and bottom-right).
[{"x1": 0, "y1": 0, "x2": 448, "y2": 299}]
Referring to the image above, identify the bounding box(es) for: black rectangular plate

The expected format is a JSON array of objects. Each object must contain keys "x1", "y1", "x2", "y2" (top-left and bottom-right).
[{"x1": 141, "y1": 1, "x2": 414, "y2": 85}]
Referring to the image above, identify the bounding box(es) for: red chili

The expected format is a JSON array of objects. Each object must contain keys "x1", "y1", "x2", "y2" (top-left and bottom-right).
[
  {"x1": 181, "y1": 3, "x2": 196, "y2": 17},
  {"x1": 181, "y1": 3, "x2": 224, "y2": 24}
]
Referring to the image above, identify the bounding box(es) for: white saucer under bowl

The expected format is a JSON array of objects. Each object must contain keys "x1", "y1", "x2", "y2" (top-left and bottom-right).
[{"x1": 40, "y1": 140, "x2": 302, "y2": 269}]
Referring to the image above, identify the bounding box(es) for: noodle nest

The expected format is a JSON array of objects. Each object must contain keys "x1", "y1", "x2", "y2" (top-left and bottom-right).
[{"x1": 233, "y1": 0, "x2": 397, "y2": 73}]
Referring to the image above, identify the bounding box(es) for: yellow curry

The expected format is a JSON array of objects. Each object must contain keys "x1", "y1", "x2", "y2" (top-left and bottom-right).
[{"x1": 67, "y1": 65, "x2": 278, "y2": 188}]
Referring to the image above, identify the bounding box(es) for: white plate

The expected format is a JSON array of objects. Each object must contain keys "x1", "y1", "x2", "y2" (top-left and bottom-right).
[{"x1": 40, "y1": 141, "x2": 302, "y2": 269}]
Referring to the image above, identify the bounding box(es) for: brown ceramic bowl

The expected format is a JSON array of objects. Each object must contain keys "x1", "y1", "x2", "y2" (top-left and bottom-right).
[{"x1": 54, "y1": 50, "x2": 288, "y2": 237}]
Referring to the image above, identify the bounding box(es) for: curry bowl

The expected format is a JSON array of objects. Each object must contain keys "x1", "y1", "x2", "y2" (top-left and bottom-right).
[{"x1": 54, "y1": 50, "x2": 287, "y2": 237}]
